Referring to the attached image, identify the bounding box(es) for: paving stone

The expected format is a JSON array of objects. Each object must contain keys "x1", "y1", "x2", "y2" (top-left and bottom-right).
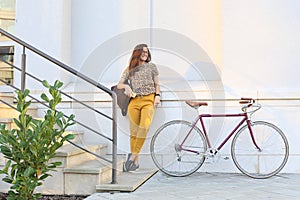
[{"x1": 86, "y1": 172, "x2": 300, "y2": 200}]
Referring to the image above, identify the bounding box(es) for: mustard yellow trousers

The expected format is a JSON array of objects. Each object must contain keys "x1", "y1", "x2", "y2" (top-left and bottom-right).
[{"x1": 128, "y1": 94, "x2": 155, "y2": 160}]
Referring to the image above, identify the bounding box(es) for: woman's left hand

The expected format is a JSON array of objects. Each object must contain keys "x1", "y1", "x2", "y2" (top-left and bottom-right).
[{"x1": 154, "y1": 96, "x2": 160, "y2": 108}]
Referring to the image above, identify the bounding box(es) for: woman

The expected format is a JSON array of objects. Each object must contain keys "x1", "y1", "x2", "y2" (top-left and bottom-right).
[{"x1": 117, "y1": 44, "x2": 160, "y2": 172}]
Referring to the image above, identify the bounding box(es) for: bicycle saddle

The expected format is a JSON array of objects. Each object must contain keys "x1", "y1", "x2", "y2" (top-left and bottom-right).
[{"x1": 185, "y1": 101, "x2": 208, "y2": 109}]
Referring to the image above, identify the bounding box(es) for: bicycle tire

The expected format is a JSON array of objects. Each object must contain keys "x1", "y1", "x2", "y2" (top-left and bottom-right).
[
  {"x1": 231, "y1": 121, "x2": 289, "y2": 179},
  {"x1": 150, "y1": 120, "x2": 207, "y2": 177}
]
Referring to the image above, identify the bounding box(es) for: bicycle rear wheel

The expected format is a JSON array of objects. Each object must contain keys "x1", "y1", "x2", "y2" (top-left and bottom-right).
[
  {"x1": 231, "y1": 121, "x2": 289, "y2": 179},
  {"x1": 150, "y1": 120, "x2": 207, "y2": 177}
]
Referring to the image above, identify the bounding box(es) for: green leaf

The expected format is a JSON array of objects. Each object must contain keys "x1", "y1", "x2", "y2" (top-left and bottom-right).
[
  {"x1": 13, "y1": 118, "x2": 23, "y2": 129},
  {"x1": 0, "y1": 146, "x2": 12, "y2": 157},
  {"x1": 38, "y1": 174, "x2": 50, "y2": 180},
  {"x1": 52, "y1": 161, "x2": 62, "y2": 166},
  {"x1": 23, "y1": 89, "x2": 30, "y2": 97},
  {"x1": 57, "y1": 97, "x2": 62, "y2": 104},
  {"x1": 17, "y1": 89, "x2": 23, "y2": 99},
  {"x1": 25, "y1": 115, "x2": 33, "y2": 127},
  {"x1": 49, "y1": 99, "x2": 54, "y2": 109},
  {"x1": 33, "y1": 193, "x2": 42, "y2": 199},
  {"x1": 69, "y1": 121, "x2": 76, "y2": 126},
  {"x1": 0, "y1": 134, "x2": 7, "y2": 144},
  {"x1": 24, "y1": 167, "x2": 35, "y2": 177},
  {"x1": 62, "y1": 117, "x2": 66, "y2": 124},
  {"x1": 10, "y1": 163, "x2": 17, "y2": 178},
  {"x1": 0, "y1": 123, "x2": 6, "y2": 130},
  {"x1": 54, "y1": 80, "x2": 63, "y2": 89},
  {"x1": 56, "y1": 111, "x2": 64, "y2": 119},
  {"x1": 49, "y1": 87, "x2": 56, "y2": 98},
  {"x1": 7, "y1": 134, "x2": 18, "y2": 147},
  {"x1": 46, "y1": 110, "x2": 52, "y2": 116},
  {"x1": 2, "y1": 177, "x2": 13, "y2": 184},
  {"x1": 7, "y1": 190, "x2": 16, "y2": 198},
  {"x1": 63, "y1": 134, "x2": 75, "y2": 141},
  {"x1": 16, "y1": 103, "x2": 21, "y2": 112},
  {"x1": 56, "y1": 120, "x2": 63, "y2": 129},
  {"x1": 68, "y1": 114, "x2": 75, "y2": 121},
  {"x1": 37, "y1": 181, "x2": 43, "y2": 186},
  {"x1": 1, "y1": 160, "x2": 11, "y2": 174},
  {"x1": 40, "y1": 93, "x2": 49, "y2": 102},
  {"x1": 42, "y1": 80, "x2": 50, "y2": 88},
  {"x1": 31, "y1": 118, "x2": 41, "y2": 126},
  {"x1": 23, "y1": 101, "x2": 31, "y2": 110}
]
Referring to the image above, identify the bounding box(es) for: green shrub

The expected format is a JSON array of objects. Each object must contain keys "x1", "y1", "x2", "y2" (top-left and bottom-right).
[{"x1": 0, "y1": 80, "x2": 75, "y2": 200}]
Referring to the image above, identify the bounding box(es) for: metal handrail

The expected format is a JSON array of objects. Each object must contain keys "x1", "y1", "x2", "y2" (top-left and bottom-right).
[
  {"x1": 0, "y1": 59, "x2": 112, "y2": 119},
  {"x1": 0, "y1": 60, "x2": 113, "y2": 141},
  {"x1": 0, "y1": 77, "x2": 113, "y2": 163},
  {"x1": 0, "y1": 28, "x2": 118, "y2": 184}
]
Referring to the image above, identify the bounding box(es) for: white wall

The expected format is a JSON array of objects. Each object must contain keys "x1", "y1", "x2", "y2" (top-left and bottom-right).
[
  {"x1": 7, "y1": 0, "x2": 299, "y2": 172},
  {"x1": 70, "y1": 0, "x2": 123, "y2": 70},
  {"x1": 223, "y1": 0, "x2": 300, "y2": 93},
  {"x1": 152, "y1": 0, "x2": 222, "y2": 69},
  {"x1": 222, "y1": 0, "x2": 300, "y2": 173},
  {"x1": 14, "y1": 0, "x2": 71, "y2": 89}
]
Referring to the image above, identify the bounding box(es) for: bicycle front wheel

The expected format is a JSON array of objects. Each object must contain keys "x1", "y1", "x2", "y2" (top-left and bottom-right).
[
  {"x1": 231, "y1": 121, "x2": 289, "y2": 179},
  {"x1": 150, "y1": 120, "x2": 207, "y2": 177}
]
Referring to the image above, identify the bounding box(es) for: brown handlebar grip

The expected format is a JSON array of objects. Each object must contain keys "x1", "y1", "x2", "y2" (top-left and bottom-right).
[
  {"x1": 239, "y1": 100, "x2": 250, "y2": 104},
  {"x1": 240, "y1": 97, "x2": 255, "y2": 103}
]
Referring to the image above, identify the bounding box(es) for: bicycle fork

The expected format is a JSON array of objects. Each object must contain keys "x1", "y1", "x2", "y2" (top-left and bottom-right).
[{"x1": 246, "y1": 120, "x2": 262, "y2": 151}]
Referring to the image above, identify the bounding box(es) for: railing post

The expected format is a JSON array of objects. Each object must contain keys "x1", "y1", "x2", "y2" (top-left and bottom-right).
[
  {"x1": 21, "y1": 46, "x2": 26, "y2": 92},
  {"x1": 111, "y1": 92, "x2": 118, "y2": 184}
]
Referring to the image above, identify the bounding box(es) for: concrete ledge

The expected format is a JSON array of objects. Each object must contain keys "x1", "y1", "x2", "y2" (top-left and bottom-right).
[{"x1": 96, "y1": 169, "x2": 158, "y2": 192}]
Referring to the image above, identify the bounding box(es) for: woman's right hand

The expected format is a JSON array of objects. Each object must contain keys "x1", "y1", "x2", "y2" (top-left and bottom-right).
[{"x1": 124, "y1": 84, "x2": 132, "y2": 97}]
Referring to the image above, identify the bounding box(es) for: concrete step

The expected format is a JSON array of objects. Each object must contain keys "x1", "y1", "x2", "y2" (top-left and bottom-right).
[
  {"x1": 63, "y1": 156, "x2": 125, "y2": 195},
  {"x1": 32, "y1": 144, "x2": 116, "y2": 195},
  {"x1": 0, "y1": 104, "x2": 37, "y2": 118},
  {"x1": 54, "y1": 144, "x2": 108, "y2": 168},
  {"x1": 62, "y1": 131, "x2": 84, "y2": 146},
  {"x1": 0, "y1": 92, "x2": 14, "y2": 104},
  {"x1": 0, "y1": 92, "x2": 37, "y2": 118}
]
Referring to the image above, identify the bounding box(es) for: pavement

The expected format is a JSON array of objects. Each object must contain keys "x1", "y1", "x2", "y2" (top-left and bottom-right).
[{"x1": 85, "y1": 172, "x2": 300, "y2": 200}]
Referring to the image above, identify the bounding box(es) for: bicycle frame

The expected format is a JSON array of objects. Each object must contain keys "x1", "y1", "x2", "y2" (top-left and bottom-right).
[{"x1": 180, "y1": 112, "x2": 261, "y2": 154}]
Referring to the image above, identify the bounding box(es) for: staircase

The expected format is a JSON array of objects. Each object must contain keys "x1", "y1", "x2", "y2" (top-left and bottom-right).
[
  {"x1": 36, "y1": 137, "x2": 125, "y2": 195},
  {"x1": 0, "y1": 94, "x2": 113, "y2": 195},
  {"x1": 0, "y1": 93, "x2": 156, "y2": 195}
]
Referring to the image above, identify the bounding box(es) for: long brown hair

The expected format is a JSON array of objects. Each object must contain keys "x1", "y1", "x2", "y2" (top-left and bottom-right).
[{"x1": 128, "y1": 44, "x2": 151, "y2": 77}]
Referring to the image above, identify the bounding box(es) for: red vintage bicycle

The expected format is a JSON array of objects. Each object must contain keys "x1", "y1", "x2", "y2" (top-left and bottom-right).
[{"x1": 150, "y1": 98, "x2": 289, "y2": 179}]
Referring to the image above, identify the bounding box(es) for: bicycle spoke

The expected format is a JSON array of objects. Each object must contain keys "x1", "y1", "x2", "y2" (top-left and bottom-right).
[
  {"x1": 231, "y1": 121, "x2": 289, "y2": 179},
  {"x1": 150, "y1": 120, "x2": 207, "y2": 177}
]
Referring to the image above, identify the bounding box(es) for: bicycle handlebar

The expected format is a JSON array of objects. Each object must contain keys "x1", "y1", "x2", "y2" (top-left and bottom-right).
[{"x1": 239, "y1": 98, "x2": 261, "y2": 113}]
